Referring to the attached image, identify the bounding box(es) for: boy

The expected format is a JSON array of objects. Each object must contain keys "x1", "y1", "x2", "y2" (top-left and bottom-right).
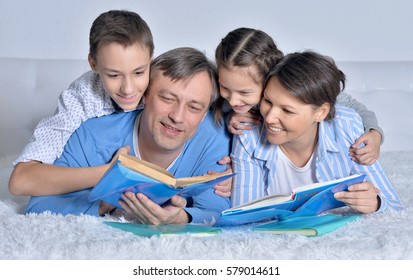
[{"x1": 14, "y1": 10, "x2": 154, "y2": 166}]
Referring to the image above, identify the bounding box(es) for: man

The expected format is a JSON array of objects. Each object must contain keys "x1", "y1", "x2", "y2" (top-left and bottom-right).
[{"x1": 11, "y1": 47, "x2": 231, "y2": 224}]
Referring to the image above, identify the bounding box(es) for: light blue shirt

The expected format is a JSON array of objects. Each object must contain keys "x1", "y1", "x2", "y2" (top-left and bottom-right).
[
  {"x1": 231, "y1": 105, "x2": 403, "y2": 213},
  {"x1": 25, "y1": 109, "x2": 231, "y2": 224}
]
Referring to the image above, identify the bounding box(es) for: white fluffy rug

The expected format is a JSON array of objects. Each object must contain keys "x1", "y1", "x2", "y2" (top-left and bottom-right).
[{"x1": 1, "y1": 151, "x2": 412, "y2": 260}]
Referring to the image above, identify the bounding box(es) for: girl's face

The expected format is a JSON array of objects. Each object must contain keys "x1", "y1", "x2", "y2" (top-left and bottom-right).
[
  {"x1": 260, "y1": 77, "x2": 328, "y2": 149},
  {"x1": 218, "y1": 66, "x2": 263, "y2": 113}
]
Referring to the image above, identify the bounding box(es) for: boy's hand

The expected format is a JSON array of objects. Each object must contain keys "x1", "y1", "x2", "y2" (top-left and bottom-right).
[
  {"x1": 349, "y1": 129, "x2": 382, "y2": 165},
  {"x1": 209, "y1": 156, "x2": 232, "y2": 197}
]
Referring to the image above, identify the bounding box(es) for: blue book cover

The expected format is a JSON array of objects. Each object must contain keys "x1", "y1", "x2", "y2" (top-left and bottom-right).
[
  {"x1": 88, "y1": 154, "x2": 234, "y2": 208},
  {"x1": 104, "y1": 222, "x2": 222, "y2": 237},
  {"x1": 215, "y1": 173, "x2": 366, "y2": 226},
  {"x1": 252, "y1": 214, "x2": 360, "y2": 237}
]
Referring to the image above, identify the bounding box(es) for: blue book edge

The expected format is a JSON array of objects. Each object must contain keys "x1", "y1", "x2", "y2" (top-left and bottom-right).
[
  {"x1": 252, "y1": 214, "x2": 360, "y2": 237},
  {"x1": 104, "y1": 221, "x2": 222, "y2": 237}
]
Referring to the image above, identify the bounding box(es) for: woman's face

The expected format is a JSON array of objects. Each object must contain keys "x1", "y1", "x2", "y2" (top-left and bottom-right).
[
  {"x1": 218, "y1": 65, "x2": 263, "y2": 114},
  {"x1": 260, "y1": 77, "x2": 326, "y2": 149}
]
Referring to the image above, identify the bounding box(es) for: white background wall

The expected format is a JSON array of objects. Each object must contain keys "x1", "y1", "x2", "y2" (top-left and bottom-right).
[{"x1": 1, "y1": 0, "x2": 412, "y2": 62}]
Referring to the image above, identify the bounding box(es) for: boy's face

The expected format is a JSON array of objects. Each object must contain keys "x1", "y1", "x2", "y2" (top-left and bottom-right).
[
  {"x1": 218, "y1": 65, "x2": 263, "y2": 114},
  {"x1": 139, "y1": 71, "x2": 212, "y2": 153},
  {"x1": 89, "y1": 42, "x2": 151, "y2": 111}
]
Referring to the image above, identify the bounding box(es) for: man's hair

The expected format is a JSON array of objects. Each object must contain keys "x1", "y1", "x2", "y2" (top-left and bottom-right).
[
  {"x1": 148, "y1": 47, "x2": 219, "y2": 105},
  {"x1": 266, "y1": 51, "x2": 346, "y2": 120},
  {"x1": 89, "y1": 10, "x2": 154, "y2": 61}
]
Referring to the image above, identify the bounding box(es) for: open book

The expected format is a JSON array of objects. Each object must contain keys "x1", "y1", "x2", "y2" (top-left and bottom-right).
[
  {"x1": 88, "y1": 154, "x2": 234, "y2": 207},
  {"x1": 104, "y1": 222, "x2": 221, "y2": 237},
  {"x1": 252, "y1": 214, "x2": 360, "y2": 237},
  {"x1": 215, "y1": 173, "x2": 366, "y2": 226}
]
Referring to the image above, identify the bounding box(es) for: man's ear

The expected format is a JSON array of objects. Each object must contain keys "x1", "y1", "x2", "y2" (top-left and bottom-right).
[
  {"x1": 315, "y1": 102, "x2": 330, "y2": 122},
  {"x1": 88, "y1": 54, "x2": 98, "y2": 73}
]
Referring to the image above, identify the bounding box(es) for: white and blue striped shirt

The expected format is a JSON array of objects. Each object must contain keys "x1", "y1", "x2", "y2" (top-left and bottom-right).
[{"x1": 231, "y1": 105, "x2": 403, "y2": 213}]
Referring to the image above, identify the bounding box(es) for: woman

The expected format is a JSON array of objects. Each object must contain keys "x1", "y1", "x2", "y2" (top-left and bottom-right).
[{"x1": 230, "y1": 50, "x2": 402, "y2": 214}]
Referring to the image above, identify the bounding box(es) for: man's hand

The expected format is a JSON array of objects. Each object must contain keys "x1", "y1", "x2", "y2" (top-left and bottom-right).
[{"x1": 119, "y1": 192, "x2": 188, "y2": 225}]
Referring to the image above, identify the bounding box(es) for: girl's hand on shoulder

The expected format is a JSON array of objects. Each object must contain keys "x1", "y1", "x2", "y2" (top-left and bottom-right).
[
  {"x1": 349, "y1": 129, "x2": 382, "y2": 165},
  {"x1": 227, "y1": 110, "x2": 262, "y2": 135}
]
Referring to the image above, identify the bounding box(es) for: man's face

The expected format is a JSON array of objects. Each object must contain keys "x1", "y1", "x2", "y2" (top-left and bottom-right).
[{"x1": 140, "y1": 71, "x2": 212, "y2": 153}]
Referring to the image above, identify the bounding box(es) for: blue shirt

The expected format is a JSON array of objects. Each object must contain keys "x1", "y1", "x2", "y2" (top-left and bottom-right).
[
  {"x1": 231, "y1": 105, "x2": 403, "y2": 213},
  {"x1": 26, "y1": 109, "x2": 231, "y2": 224}
]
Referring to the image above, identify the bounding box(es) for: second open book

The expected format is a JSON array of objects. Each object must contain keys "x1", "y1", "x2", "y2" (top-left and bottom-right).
[{"x1": 215, "y1": 173, "x2": 366, "y2": 226}]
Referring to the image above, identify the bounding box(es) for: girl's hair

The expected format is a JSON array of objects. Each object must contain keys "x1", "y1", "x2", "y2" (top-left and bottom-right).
[
  {"x1": 213, "y1": 27, "x2": 283, "y2": 125},
  {"x1": 89, "y1": 10, "x2": 154, "y2": 62},
  {"x1": 265, "y1": 51, "x2": 346, "y2": 120}
]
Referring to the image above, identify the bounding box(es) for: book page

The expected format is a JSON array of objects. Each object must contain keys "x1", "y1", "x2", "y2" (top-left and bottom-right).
[
  {"x1": 174, "y1": 170, "x2": 233, "y2": 187},
  {"x1": 119, "y1": 154, "x2": 177, "y2": 186},
  {"x1": 292, "y1": 173, "x2": 365, "y2": 195},
  {"x1": 227, "y1": 193, "x2": 292, "y2": 212}
]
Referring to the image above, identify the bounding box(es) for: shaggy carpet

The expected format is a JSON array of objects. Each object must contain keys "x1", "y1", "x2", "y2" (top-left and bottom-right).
[{"x1": 0, "y1": 151, "x2": 412, "y2": 260}]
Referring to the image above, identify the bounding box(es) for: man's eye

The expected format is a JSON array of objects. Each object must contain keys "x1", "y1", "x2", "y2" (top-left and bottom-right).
[
  {"x1": 160, "y1": 96, "x2": 173, "y2": 102},
  {"x1": 189, "y1": 106, "x2": 202, "y2": 112}
]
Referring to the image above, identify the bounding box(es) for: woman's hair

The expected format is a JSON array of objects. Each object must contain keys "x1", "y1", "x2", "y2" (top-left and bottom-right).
[
  {"x1": 265, "y1": 51, "x2": 346, "y2": 120},
  {"x1": 89, "y1": 10, "x2": 154, "y2": 62},
  {"x1": 213, "y1": 27, "x2": 283, "y2": 125},
  {"x1": 147, "y1": 47, "x2": 219, "y2": 106}
]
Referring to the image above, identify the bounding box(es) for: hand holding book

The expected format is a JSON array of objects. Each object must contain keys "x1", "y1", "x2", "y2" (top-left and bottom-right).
[{"x1": 88, "y1": 154, "x2": 234, "y2": 208}]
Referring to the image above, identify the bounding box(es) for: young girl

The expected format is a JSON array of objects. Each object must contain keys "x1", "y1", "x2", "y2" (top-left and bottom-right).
[
  {"x1": 230, "y1": 50, "x2": 402, "y2": 213},
  {"x1": 213, "y1": 27, "x2": 383, "y2": 166}
]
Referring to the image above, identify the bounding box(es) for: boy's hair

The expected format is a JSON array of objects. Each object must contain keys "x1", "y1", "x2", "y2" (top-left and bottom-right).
[
  {"x1": 89, "y1": 10, "x2": 154, "y2": 61},
  {"x1": 213, "y1": 27, "x2": 284, "y2": 125},
  {"x1": 148, "y1": 47, "x2": 219, "y2": 106},
  {"x1": 266, "y1": 51, "x2": 346, "y2": 120}
]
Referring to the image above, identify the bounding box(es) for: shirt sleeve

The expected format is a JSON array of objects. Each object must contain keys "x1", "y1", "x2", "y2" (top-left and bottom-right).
[
  {"x1": 351, "y1": 157, "x2": 404, "y2": 212},
  {"x1": 14, "y1": 72, "x2": 114, "y2": 165},
  {"x1": 332, "y1": 108, "x2": 403, "y2": 212},
  {"x1": 337, "y1": 92, "x2": 384, "y2": 143},
  {"x1": 230, "y1": 130, "x2": 267, "y2": 207},
  {"x1": 25, "y1": 124, "x2": 102, "y2": 216}
]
